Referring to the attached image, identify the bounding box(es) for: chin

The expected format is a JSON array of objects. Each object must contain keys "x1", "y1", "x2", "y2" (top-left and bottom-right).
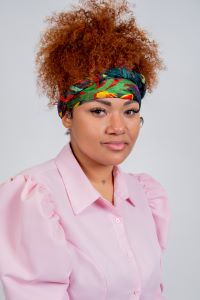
[{"x1": 99, "y1": 153, "x2": 130, "y2": 166}]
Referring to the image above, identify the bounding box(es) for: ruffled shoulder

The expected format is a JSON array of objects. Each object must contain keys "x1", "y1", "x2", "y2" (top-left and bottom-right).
[
  {"x1": 0, "y1": 173, "x2": 73, "y2": 298},
  {"x1": 135, "y1": 173, "x2": 171, "y2": 250},
  {"x1": 0, "y1": 173, "x2": 67, "y2": 240},
  {"x1": 0, "y1": 174, "x2": 71, "y2": 280}
]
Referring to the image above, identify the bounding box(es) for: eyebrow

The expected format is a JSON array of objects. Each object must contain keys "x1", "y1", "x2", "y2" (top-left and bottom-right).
[{"x1": 93, "y1": 99, "x2": 138, "y2": 106}]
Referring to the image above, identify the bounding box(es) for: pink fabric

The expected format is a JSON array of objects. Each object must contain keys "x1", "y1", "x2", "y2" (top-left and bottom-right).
[{"x1": 0, "y1": 142, "x2": 171, "y2": 300}]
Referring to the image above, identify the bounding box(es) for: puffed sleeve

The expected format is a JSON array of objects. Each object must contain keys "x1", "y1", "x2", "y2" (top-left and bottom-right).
[
  {"x1": 135, "y1": 173, "x2": 171, "y2": 299},
  {"x1": 0, "y1": 174, "x2": 72, "y2": 300}
]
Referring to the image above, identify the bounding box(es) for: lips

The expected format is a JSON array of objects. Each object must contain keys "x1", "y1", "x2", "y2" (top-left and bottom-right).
[{"x1": 102, "y1": 141, "x2": 128, "y2": 150}]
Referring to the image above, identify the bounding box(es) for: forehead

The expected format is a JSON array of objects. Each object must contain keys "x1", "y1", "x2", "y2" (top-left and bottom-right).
[{"x1": 82, "y1": 98, "x2": 139, "y2": 107}]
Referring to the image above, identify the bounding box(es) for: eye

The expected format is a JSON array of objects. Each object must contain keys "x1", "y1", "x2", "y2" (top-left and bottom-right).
[
  {"x1": 90, "y1": 107, "x2": 107, "y2": 116},
  {"x1": 125, "y1": 109, "x2": 139, "y2": 116}
]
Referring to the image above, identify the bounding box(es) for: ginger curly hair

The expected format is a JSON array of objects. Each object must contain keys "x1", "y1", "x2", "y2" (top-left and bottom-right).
[{"x1": 35, "y1": 0, "x2": 164, "y2": 106}]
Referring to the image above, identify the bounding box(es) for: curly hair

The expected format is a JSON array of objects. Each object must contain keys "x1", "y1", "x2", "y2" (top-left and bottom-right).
[{"x1": 35, "y1": 0, "x2": 164, "y2": 106}]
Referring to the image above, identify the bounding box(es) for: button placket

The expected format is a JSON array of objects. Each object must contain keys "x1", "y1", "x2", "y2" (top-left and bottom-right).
[
  {"x1": 111, "y1": 216, "x2": 129, "y2": 254},
  {"x1": 110, "y1": 213, "x2": 142, "y2": 296},
  {"x1": 113, "y1": 216, "x2": 135, "y2": 259}
]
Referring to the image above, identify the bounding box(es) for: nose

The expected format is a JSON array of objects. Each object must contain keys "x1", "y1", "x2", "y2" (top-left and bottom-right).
[{"x1": 106, "y1": 112, "x2": 126, "y2": 135}]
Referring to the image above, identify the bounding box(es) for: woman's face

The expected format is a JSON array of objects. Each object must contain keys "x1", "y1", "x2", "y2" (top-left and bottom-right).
[{"x1": 62, "y1": 98, "x2": 142, "y2": 166}]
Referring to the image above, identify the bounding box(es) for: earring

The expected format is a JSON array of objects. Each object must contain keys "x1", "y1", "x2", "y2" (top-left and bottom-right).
[
  {"x1": 140, "y1": 116, "x2": 144, "y2": 127},
  {"x1": 65, "y1": 128, "x2": 71, "y2": 135}
]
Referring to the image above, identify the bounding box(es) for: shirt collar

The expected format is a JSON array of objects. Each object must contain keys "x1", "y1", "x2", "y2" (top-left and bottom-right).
[{"x1": 54, "y1": 142, "x2": 135, "y2": 215}]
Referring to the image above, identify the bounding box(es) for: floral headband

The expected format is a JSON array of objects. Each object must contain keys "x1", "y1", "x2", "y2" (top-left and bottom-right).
[{"x1": 57, "y1": 67, "x2": 146, "y2": 118}]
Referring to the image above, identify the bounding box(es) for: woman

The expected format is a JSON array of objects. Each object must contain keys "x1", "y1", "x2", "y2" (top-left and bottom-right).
[{"x1": 0, "y1": 0, "x2": 171, "y2": 299}]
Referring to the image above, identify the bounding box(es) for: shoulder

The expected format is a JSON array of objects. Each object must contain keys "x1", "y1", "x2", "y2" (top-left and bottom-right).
[
  {"x1": 17, "y1": 158, "x2": 56, "y2": 182},
  {"x1": 124, "y1": 171, "x2": 171, "y2": 250},
  {"x1": 0, "y1": 158, "x2": 60, "y2": 222},
  {"x1": 124, "y1": 171, "x2": 169, "y2": 203},
  {"x1": 124, "y1": 171, "x2": 166, "y2": 193},
  {"x1": 1, "y1": 158, "x2": 58, "y2": 191}
]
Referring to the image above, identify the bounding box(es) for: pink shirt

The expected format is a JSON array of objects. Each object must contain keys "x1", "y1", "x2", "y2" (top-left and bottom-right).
[{"x1": 0, "y1": 142, "x2": 171, "y2": 300}]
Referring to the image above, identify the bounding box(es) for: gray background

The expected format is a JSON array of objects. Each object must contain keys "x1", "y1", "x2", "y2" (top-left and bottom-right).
[{"x1": 0, "y1": 0, "x2": 200, "y2": 299}]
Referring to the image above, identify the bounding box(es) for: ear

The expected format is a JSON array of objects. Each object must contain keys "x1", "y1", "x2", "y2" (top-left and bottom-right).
[{"x1": 62, "y1": 113, "x2": 72, "y2": 129}]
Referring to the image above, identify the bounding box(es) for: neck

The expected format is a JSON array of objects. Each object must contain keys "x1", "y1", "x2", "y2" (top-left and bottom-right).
[{"x1": 69, "y1": 142, "x2": 114, "y2": 186}]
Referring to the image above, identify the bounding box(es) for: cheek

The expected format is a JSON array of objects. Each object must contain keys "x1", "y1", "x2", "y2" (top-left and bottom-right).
[
  {"x1": 72, "y1": 116, "x2": 103, "y2": 140},
  {"x1": 127, "y1": 119, "x2": 141, "y2": 139}
]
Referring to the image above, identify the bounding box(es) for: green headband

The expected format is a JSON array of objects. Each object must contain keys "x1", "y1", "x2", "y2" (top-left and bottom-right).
[{"x1": 58, "y1": 67, "x2": 146, "y2": 118}]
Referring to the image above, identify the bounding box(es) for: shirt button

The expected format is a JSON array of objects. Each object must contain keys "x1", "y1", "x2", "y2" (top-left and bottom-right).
[
  {"x1": 115, "y1": 217, "x2": 121, "y2": 223},
  {"x1": 128, "y1": 290, "x2": 140, "y2": 297}
]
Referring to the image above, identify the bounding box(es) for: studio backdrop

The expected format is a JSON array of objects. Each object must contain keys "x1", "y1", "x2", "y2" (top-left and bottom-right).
[{"x1": 0, "y1": 1, "x2": 200, "y2": 299}]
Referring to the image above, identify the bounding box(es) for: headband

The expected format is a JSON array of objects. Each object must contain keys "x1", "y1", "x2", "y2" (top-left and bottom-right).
[{"x1": 57, "y1": 67, "x2": 146, "y2": 118}]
